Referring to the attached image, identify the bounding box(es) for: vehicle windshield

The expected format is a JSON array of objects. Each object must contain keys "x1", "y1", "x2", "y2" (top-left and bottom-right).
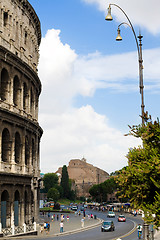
[
  {"x1": 119, "y1": 215, "x2": 125, "y2": 218},
  {"x1": 108, "y1": 211, "x2": 114, "y2": 213},
  {"x1": 103, "y1": 221, "x2": 111, "y2": 226}
]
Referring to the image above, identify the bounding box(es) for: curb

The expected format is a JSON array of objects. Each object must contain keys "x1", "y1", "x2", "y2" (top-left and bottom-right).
[
  {"x1": 3, "y1": 218, "x2": 102, "y2": 239},
  {"x1": 53, "y1": 218, "x2": 102, "y2": 237}
]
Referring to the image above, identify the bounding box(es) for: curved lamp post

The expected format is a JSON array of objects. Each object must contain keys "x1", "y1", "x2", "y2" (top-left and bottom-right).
[{"x1": 105, "y1": 4, "x2": 145, "y2": 126}]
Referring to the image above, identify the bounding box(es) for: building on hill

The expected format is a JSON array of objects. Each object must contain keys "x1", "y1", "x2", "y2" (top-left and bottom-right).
[{"x1": 56, "y1": 158, "x2": 109, "y2": 198}]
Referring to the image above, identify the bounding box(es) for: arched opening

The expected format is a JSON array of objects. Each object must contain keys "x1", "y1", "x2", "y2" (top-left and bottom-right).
[
  {"x1": 2, "y1": 128, "x2": 11, "y2": 162},
  {"x1": 14, "y1": 190, "x2": 20, "y2": 226},
  {"x1": 30, "y1": 88, "x2": 34, "y2": 116},
  {"x1": 0, "y1": 68, "x2": 9, "y2": 101},
  {"x1": 13, "y1": 76, "x2": 20, "y2": 107},
  {"x1": 31, "y1": 191, "x2": 34, "y2": 223},
  {"x1": 32, "y1": 138, "x2": 35, "y2": 166},
  {"x1": 3, "y1": 12, "x2": 8, "y2": 27},
  {"x1": 24, "y1": 191, "x2": 29, "y2": 224},
  {"x1": 25, "y1": 136, "x2": 30, "y2": 165},
  {"x1": 1, "y1": 190, "x2": 10, "y2": 228},
  {"x1": 23, "y1": 82, "x2": 28, "y2": 111},
  {"x1": 15, "y1": 132, "x2": 21, "y2": 163}
]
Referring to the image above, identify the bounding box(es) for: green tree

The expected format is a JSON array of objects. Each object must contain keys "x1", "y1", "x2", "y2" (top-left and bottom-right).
[
  {"x1": 61, "y1": 165, "x2": 70, "y2": 198},
  {"x1": 117, "y1": 119, "x2": 160, "y2": 227},
  {"x1": 47, "y1": 188, "x2": 60, "y2": 202},
  {"x1": 43, "y1": 173, "x2": 59, "y2": 192}
]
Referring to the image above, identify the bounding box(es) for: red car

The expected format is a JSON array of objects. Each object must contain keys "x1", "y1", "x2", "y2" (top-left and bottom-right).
[{"x1": 118, "y1": 215, "x2": 126, "y2": 222}]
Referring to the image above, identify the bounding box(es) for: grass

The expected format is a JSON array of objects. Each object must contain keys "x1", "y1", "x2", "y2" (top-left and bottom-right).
[{"x1": 58, "y1": 199, "x2": 82, "y2": 205}]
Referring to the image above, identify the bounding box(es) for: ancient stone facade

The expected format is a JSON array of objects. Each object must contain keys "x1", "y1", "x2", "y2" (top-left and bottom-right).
[
  {"x1": 0, "y1": 0, "x2": 42, "y2": 228},
  {"x1": 56, "y1": 158, "x2": 109, "y2": 198}
]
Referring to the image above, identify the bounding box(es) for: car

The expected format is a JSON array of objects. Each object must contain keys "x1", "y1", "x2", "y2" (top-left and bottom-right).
[
  {"x1": 118, "y1": 215, "x2": 126, "y2": 222},
  {"x1": 71, "y1": 205, "x2": 78, "y2": 211},
  {"x1": 107, "y1": 211, "x2": 115, "y2": 218},
  {"x1": 101, "y1": 221, "x2": 115, "y2": 232}
]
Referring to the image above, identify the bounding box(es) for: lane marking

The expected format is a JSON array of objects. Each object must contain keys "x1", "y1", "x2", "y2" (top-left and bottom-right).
[{"x1": 111, "y1": 219, "x2": 138, "y2": 240}]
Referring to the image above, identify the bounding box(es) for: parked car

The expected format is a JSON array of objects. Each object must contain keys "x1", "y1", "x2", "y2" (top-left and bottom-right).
[
  {"x1": 101, "y1": 221, "x2": 115, "y2": 232},
  {"x1": 118, "y1": 215, "x2": 126, "y2": 222},
  {"x1": 107, "y1": 211, "x2": 115, "y2": 218}
]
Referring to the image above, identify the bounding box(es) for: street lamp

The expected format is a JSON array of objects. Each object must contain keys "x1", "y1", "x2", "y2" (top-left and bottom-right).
[{"x1": 105, "y1": 4, "x2": 145, "y2": 126}]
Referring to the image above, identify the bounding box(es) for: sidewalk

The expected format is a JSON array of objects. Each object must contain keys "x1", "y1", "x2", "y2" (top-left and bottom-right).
[
  {"x1": 154, "y1": 229, "x2": 160, "y2": 240},
  {"x1": 38, "y1": 212, "x2": 101, "y2": 237}
]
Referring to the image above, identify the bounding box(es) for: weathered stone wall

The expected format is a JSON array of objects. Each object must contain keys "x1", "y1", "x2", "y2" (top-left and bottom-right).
[
  {"x1": 0, "y1": 0, "x2": 42, "y2": 228},
  {"x1": 0, "y1": 0, "x2": 41, "y2": 72},
  {"x1": 56, "y1": 158, "x2": 109, "y2": 197}
]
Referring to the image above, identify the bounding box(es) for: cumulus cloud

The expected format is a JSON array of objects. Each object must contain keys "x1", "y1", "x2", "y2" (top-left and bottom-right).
[
  {"x1": 39, "y1": 105, "x2": 141, "y2": 173},
  {"x1": 38, "y1": 29, "x2": 160, "y2": 174},
  {"x1": 82, "y1": 0, "x2": 160, "y2": 35}
]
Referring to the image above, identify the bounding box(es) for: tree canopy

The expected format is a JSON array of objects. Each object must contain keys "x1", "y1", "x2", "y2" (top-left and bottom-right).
[
  {"x1": 60, "y1": 165, "x2": 70, "y2": 199},
  {"x1": 43, "y1": 173, "x2": 59, "y2": 192},
  {"x1": 47, "y1": 188, "x2": 60, "y2": 202},
  {"x1": 117, "y1": 118, "x2": 160, "y2": 227}
]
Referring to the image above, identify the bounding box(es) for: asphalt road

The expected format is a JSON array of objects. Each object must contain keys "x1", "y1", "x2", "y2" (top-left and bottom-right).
[{"x1": 23, "y1": 210, "x2": 144, "y2": 240}]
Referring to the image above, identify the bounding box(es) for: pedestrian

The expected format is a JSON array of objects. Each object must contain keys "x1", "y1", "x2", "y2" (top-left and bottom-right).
[
  {"x1": 137, "y1": 224, "x2": 143, "y2": 239},
  {"x1": 67, "y1": 215, "x2": 69, "y2": 222},
  {"x1": 81, "y1": 218, "x2": 84, "y2": 228},
  {"x1": 83, "y1": 209, "x2": 86, "y2": 219},
  {"x1": 60, "y1": 221, "x2": 64, "y2": 233},
  {"x1": 53, "y1": 214, "x2": 55, "y2": 220},
  {"x1": 40, "y1": 225, "x2": 44, "y2": 234},
  {"x1": 51, "y1": 215, "x2": 54, "y2": 221},
  {"x1": 57, "y1": 214, "x2": 59, "y2": 221},
  {"x1": 46, "y1": 222, "x2": 50, "y2": 234}
]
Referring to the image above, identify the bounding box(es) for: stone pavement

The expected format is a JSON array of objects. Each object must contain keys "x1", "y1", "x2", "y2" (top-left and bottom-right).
[
  {"x1": 37, "y1": 212, "x2": 101, "y2": 237},
  {"x1": 154, "y1": 229, "x2": 160, "y2": 240}
]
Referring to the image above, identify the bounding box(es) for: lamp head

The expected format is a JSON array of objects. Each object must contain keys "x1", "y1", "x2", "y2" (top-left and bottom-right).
[
  {"x1": 116, "y1": 27, "x2": 122, "y2": 41},
  {"x1": 105, "y1": 5, "x2": 113, "y2": 21}
]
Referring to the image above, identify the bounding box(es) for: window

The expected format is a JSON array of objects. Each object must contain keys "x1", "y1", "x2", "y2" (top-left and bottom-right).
[{"x1": 3, "y1": 12, "x2": 8, "y2": 27}]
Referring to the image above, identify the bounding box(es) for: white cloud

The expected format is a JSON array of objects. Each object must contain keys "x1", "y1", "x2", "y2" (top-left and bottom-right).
[
  {"x1": 82, "y1": 0, "x2": 160, "y2": 35},
  {"x1": 38, "y1": 28, "x2": 160, "y2": 174},
  {"x1": 39, "y1": 105, "x2": 141, "y2": 173}
]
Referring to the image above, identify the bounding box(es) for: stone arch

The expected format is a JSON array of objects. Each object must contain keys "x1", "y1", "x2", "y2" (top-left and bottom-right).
[
  {"x1": 25, "y1": 136, "x2": 30, "y2": 165},
  {"x1": 31, "y1": 138, "x2": 35, "y2": 166},
  {"x1": 2, "y1": 128, "x2": 11, "y2": 162},
  {"x1": 23, "y1": 82, "x2": 28, "y2": 110},
  {"x1": 30, "y1": 87, "x2": 34, "y2": 115},
  {"x1": 1, "y1": 190, "x2": 10, "y2": 228},
  {"x1": 31, "y1": 191, "x2": 34, "y2": 222},
  {"x1": 0, "y1": 68, "x2": 9, "y2": 101},
  {"x1": 24, "y1": 191, "x2": 29, "y2": 224},
  {"x1": 15, "y1": 132, "x2": 22, "y2": 164},
  {"x1": 13, "y1": 75, "x2": 21, "y2": 107},
  {"x1": 14, "y1": 190, "x2": 20, "y2": 226},
  {"x1": 3, "y1": 12, "x2": 8, "y2": 27}
]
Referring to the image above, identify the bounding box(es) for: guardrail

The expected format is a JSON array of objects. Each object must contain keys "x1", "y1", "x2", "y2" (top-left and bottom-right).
[{"x1": 0, "y1": 222, "x2": 36, "y2": 237}]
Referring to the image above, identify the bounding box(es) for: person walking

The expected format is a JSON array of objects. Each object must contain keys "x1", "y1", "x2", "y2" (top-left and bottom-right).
[
  {"x1": 60, "y1": 221, "x2": 64, "y2": 233},
  {"x1": 81, "y1": 218, "x2": 84, "y2": 228},
  {"x1": 57, "y1": 214, "x2": 59, "y2": 221},
  {"x1": 137, "y1": 224, "x2": 143, "y2": 239}
]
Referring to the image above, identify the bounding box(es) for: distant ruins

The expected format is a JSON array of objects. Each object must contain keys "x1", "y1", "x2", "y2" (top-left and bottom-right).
[{"x1": 56, "y1": 158, "x2": 109, "y2": 197}]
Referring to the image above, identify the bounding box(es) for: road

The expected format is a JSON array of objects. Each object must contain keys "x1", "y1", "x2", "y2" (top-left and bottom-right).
[{"x1": 26, "y1": 210, "x2": 144, "y2": 240}]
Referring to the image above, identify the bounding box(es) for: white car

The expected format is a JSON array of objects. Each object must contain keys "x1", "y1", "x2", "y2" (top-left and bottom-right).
[
  {"x1": 107, "y1": 211, "x2": 115, "y2": 218},
  {"x1": 71, "y1": 206, "x2": 78, "y2": 211}
]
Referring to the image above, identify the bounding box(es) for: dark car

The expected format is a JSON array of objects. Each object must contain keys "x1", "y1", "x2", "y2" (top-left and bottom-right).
[
  {"x1": 118, "y1": 215, "x2": 126, "y2": 222},
  {"x1": 101, "y1": 221, "x2": 115, "y2": 232}
]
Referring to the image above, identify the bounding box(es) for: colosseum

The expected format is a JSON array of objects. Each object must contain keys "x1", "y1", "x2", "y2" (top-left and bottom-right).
[{"x1": 0, "y1": 0, "x2": 42, "y2": 231}]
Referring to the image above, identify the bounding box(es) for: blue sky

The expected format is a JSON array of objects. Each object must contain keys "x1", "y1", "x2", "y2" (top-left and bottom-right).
[{"x1": 29, "y1": 0, "x2": 160, "y2": 174}]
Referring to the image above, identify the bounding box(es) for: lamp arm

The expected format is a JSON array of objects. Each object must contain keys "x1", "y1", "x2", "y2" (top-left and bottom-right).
[{"x1": 109, "y1": 3, "x2": 140, "y2": 57}]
